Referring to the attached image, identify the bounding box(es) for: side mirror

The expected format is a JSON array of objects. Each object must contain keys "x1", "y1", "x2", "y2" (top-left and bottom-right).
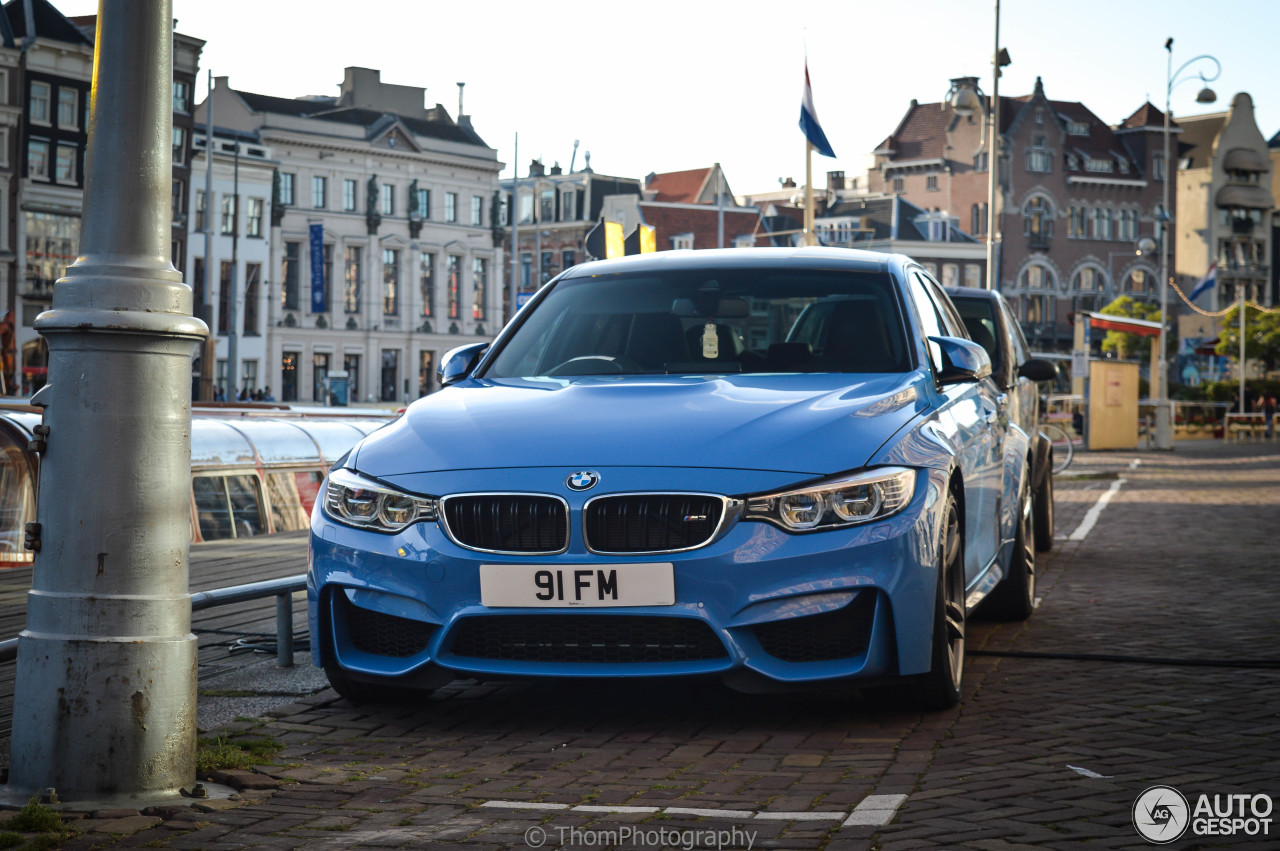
[
  {"x1": 930, "y1": 335, "x2": 992, "y2": 384},
  {"x1": 1018, "y1": 358, "x2": 1059, "y2": 383},
  {"x1": 438, "y1": 342, "x2": 489, "y2": 388}
]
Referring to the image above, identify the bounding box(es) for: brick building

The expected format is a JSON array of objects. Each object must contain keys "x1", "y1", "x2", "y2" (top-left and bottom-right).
[{"x1": 868, "y1": 76, "x2": 1169, "y2": 352}]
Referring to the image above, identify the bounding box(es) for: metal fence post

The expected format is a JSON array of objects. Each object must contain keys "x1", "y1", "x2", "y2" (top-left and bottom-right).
[
  {"x1": 4, "y1": 1, "x2": 209, "y2": 803},
  {"x1": 276, "y1": 593, "x2": 295, "y2": 667}
]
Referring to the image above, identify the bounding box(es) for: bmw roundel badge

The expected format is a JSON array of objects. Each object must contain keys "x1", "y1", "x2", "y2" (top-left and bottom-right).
[{"x1": 566, "y1": 471, "x2": 600, "y2": 491}]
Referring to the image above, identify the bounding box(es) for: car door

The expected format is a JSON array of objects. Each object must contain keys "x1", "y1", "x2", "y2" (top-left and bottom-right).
[{"x1": 908, "y1": 272, "x2": 1003, "y2": 583}]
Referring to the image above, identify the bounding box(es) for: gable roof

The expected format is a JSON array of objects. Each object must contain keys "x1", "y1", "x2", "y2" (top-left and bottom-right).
[
  {"x1": 1176, "y1": 112, "x2": 1228, "y2": 169},
  {"x1": 4, "y1": 0, "x2": 92, "y2": 46},
  {"x1": 1118, "y1": 101, "x2": 1175, "y2": 131},
  {"x1": 646, "y1": 167, "x2": 713, "y2": 203},
  {"x1": 231, "y1": 89, "x2": 488, "y2": 148}
]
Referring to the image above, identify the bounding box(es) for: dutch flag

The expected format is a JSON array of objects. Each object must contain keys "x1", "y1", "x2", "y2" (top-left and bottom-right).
[
  {"x1": 1189, "y1": 262, "x2": 1217, "y2": 300},
  {"x1": 799, "y1": 61, "x2": 837, "y2": 159}
]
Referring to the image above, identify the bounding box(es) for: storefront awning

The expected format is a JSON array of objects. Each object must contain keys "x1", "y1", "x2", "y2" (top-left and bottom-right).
[{"x1": 1082, "y1": 312, "x2": 1162, "y2": 337}]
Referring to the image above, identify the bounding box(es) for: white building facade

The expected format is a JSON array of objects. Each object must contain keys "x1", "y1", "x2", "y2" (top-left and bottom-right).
[{"x1": 198, "y1": 67, "x2": 503, "y2": 405}]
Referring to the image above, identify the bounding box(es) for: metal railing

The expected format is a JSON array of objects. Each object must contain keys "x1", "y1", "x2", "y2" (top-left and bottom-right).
[{"x1": 0, "y1": 574, "x2": 306, "y2": 667}]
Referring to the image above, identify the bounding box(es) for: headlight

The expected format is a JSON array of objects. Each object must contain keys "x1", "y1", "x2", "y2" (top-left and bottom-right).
[
  {"x1": 322, "y1": 468, "x2": 436, "y2": 533},
  {"x1": 743, "y1": 467, "x2": 916, "y2": 532}
]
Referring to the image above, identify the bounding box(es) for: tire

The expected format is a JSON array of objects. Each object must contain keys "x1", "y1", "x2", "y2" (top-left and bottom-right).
[
  {"x1": 985, "y1": 482, "x2": 1036, "y2": 621},
  {"x1": 1033, "y1": 454, "x2": 1054, "y2": 553},
  {"x1": 323, "y1": 661, "x2": 430, "y2": 705},
  {"x1": 906, "y1": 490, "x2": 965, "y2": 710}
]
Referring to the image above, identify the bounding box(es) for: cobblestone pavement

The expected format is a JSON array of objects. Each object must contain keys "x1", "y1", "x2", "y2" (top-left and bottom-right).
[{"x1": 34, "y1": 441, "x2": 1280, "y2": 849}]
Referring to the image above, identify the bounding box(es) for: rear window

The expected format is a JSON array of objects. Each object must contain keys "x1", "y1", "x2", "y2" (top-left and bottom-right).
[
  {"x1": 485, "y1": 269, "x2": 912, "y2": 378},
  {"x1": 950, "y1": 297, "x2": 1002, "y2": 372}
]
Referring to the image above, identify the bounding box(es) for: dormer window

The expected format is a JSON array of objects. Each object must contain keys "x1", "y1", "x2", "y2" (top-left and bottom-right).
[
  {"x1": 1085, "y1": 157, "x2": 1114, "y2": 174},
  {"x1": 1066, "y1": 154, "x2": 1079, "y2": 171},
  {"x1": 1066, "y1": 121, "x2": 1089, "y2": 136},
  {"x1": 1117, "y1": 158, "x2": 1129, "y2": 175}
]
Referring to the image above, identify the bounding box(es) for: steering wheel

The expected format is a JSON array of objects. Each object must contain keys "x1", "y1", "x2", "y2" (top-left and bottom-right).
[{"x1": 545, "y1": 355, "x2": 641, "y2": 376}]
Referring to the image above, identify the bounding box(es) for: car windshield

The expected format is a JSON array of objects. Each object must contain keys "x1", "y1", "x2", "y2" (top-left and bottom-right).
[{"x1": 484, "y1": 268, "x2": 912, "y2": 378}]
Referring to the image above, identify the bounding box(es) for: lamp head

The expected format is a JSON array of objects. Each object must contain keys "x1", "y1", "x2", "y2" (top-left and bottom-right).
[
  {"x1": 1137, "y1": 237, "x2": 1158, "y2": 254},
  {"x1": 1195, "y1": 86, "x2": 1217, "y2": 104},
  {"x1": 946, "y1": 76, "x2": 983, "y2": 118}
]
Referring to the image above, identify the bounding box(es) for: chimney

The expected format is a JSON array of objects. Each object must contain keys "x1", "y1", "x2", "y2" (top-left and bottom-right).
[
  {"x1": 529, "y1": 159, "x2": 545, "y2": 178},
  {"x1": 827, "y1": 170, "x2": 845, "y2": 191},
  {"x1": 549, "y1": 162, "x2": 563, "y2": 175},
  {"x1": 782, "y1": 177, "x2": 797, "y2": 189}
]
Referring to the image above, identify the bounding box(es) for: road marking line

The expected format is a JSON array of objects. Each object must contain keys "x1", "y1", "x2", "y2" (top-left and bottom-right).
[
  {"x1": 843, "y1": 793, "x2": 909, "y2": 827},
  {"x1": 663, "y1": 808, "x2": 755, "y2": 819},
  {"x1": 1067, "y1": 477, "x2": 1125, "y2": 541},
  {"x1": 480, "y1": 796, "x2": 910, "y2": 828}
]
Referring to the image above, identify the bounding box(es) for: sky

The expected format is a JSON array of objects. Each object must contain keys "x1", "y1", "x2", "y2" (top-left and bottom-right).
[{"x1": 58, "y1": 0, "x2": 1280, "y2": 198}]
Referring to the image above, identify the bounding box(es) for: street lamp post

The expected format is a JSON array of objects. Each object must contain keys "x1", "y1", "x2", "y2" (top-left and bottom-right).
[
  {"x1": 1106, "y1": 237, "x2": 1158, "y2": 305},
  {"x1": 1157, "y1": 38, "x2": 1220, "y2": 450}
]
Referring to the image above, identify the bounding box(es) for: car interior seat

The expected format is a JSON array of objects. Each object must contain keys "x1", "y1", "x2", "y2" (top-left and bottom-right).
[
  {"x1": 625, "y1": 313, "x2": 690, "y2": 370},
  {"x1": 821, "y1": 301, "x2": 897, "y2": 372}
]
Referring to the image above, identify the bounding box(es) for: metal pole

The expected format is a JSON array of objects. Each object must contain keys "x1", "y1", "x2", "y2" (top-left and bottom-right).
[
  {"x1": 1155, "y1": 40, "x2": 1174, "y2": 450},
  {"x1": 202, "y1": 70, "x2": 215, "y2": 401},
  {"x1": 509, "y1": 132, "x2": 518, "y2": 321},
  {"x1": 985, "y1": 0, "x2": 1001, "y2": 290},
  {"x1": 6, "y1": 0, "x2": 208, "y2": 804},
  {"x1": 804, "y1": 142, "x2": 815, "y2": 246},
  {"x1": 1239, "y1": 287, "x2": 1246, "y2": 415},
  {"x1": 227, "y1": 141, "x2": 239, "y2": 399},
  {"x1": 716, "y1": 163, "x2": 724, "y2": 249}
]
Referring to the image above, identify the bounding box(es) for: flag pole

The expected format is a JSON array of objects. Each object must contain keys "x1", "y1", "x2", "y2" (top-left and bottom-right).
[
  {"x1": 1239, "y1": 288, "x2": 1246, "y2": 415},
  {"x1": 804, "y1": 141, "x2": 815, "y2": 246}
]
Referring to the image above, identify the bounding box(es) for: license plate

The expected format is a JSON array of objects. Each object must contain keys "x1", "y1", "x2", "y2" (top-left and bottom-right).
[{"x1": 480, "y1": 563, "x2": 675, "y2": 608}]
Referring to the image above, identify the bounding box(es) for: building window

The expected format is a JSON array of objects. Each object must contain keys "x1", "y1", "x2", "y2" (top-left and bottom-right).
[
  {"x1": 445, "y1": 192, "x2": 458, "y2": 223},
  {"x1": 381, "y1": 184, "x2": 394, "y2": 216},
  {"x1": 417, "y1": 188, "x2": 431, "y2": 220},
  {"x1": 941, "y1": 263, "x2": 959, "y2": 287},
  {"x1": 29, "y1": 81, "x2": 50, "y2": 124},
  {"x1": 733, "y1": 235, "x2": 755, "y2": 248},
  {"x1": 472, "y1": 257, "x2": 486, "y2": 320},
  {"x1": 171, "y1": 127, "x2": 185, "y2": 165},
  {"x1": 1021, "y1": 265, "x2": 1050, "y2": 290},
  {"x1": 217, "y1": 261, "x2": 232, "y2": 334},
  {"x1": 313, "y1": 352, "x2": 330, "y2": 403},
  {"x1": 973, "y1": 152, "x2": 988, "y2": 172},
  {"x1": 312, "y1": 176, "x2": 326, "y2": 209},
  {"x1": 541, "y1": 251, "x2": 553, "y2": 284},
  {"x1": 317, "y1": 244, "x2": 333, "y2": 313},
  {"x1": 1067, "y1": 205, "x2": 1086, "y2": 239},
  {"x1": 1035, "y1": 108, "x2": 1044, "y2": 124},
  {"x1": 1117, "y1": 209, "x2": 1137, "y2": 242},
  {"x1": 247, "y1": 198, "x2": 263, "y2": 237},
  {"x1": 343, "y1": 179, "x2": 356, "y2": 212},
  {"x1": 1073, "y1": 267, "x2": 1097, "y2": 292},
  {"x1": 419, "y1": 251, "x2": 434, "y2": 317},
  {"x1": 1153, "y1": 153, "x2": 1166, "y2": 181},
  {"x1": 447, "y1": 255, "x2": 460, "y2": 319},
  {"x1": 27, "y1": 139, "x2": 49, "y2": 179},
  {"x1": 1066, "y1": 120, "x2": 1088, "y2": 136},
  {"x1": 220, "y1": 195, "x2": 236, "y2": 235},
  {"x1": 672, "y1": 234, "x2": 694, "y2": 250},
  {"x1": 1066, "y1": 154, "x2": 1079, "y2": 171},
  {"x1": 55, "y1": 143, "x2": 76, "y2": 183},
  {"x1": 561, "y1": 248, "x2": 576, "y2": 270},
  {"x1": 279, "y1": 172, "x2": 295, "y2": 206},
  {"x1": 1024, "y1": 196, "x2": 1052, "y2": 244},
  {"x1": 1127, "y1": 269, "x2": 1149, "y2": 294},
  {"x1": 282, "y1": 241, "x2": 300, "y2": 311},
  {"x1": 195, "y1": 189, "x2": 207, "y2": 232},
  {"x1": 926, "y1": 175, "x2": 939, "y2": 191},
  {"x1": 57, "y1": 87, "x2": 78, "y2": 128},
  {"x1": 383, "y1": 248, "x2": 399, "y2": 315},
  {"x1": 172, "y1": 179, "x2": 185, "y2": 223},
  {"x1": 1085, "y1": 157, "x2": 1114, "y2": 174},
  {"x1": 471, "y1": 196, "x2": 483, "y2": 226},
  {"x1": 562, "y1": 190, "x2": 576, "y2": 221},
  {"x1": 380, "y1": 349, "x2": 399, "y2": 403},
  {"x1": 243, "y1": 263, "x2": 261, "y2": 336},
  {"x1": 520, "y1": 252, "x2": 532, "y2": 288},
  {"x1": 418, "y1": 350, "x2": 434, "y2": 397},
  {"x1": 539, "y1": 189, "x2": 554, "y2": 222},
  {"x1": 1026, "y1": 136, "x2": 1052, "y2": 173},
  {"x1": 281, "y1": 351, "x2": 299, "y2": 401},
  {"x1": 172, "y1": 80, "x2": 189, "y2": 113},
  {"x1": 518, "y1": 192, "x2": 533, "y2": 224},
  {"x1": 1089, "y1": 207, "x2": 1112, "y2": 240},
  {"x1": 344, "y1": 246, "x2": 363, "y2": 313},
  {"x1": 892, "y1": 177, "x2": 904, "y2": 193},
  {"x1": 24, "y1": 211, "x2": 80, "y2": 295},
  {"x1": 344, "y1": 354, "x2": 361, "y2": 403},
  {"x1": 964, "y1": 263, "x2": 982, "y2": 287}
]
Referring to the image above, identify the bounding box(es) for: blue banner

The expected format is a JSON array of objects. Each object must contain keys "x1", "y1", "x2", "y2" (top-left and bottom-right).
[{"x1": 309, "y1": 223, "x2": 325, "y2": 312}]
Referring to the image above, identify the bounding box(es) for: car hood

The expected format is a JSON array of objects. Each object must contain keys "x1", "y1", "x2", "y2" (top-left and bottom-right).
[{"x1": 352, "y1": 373, "x2": 930, "y2": 480}]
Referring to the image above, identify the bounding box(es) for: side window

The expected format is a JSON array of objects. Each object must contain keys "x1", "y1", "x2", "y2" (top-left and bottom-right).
[
  {"x1": 193, "y1": 474, "x2": 265, "y2": 541},
  {"x1": 907, "y1": 272, "x2": 945, "y2": 372},
  {"x1": 922, "y1": 277, "x2": 967, "y2": 339},
  {"x1": 1000, "y1": 299, "x2": 1030, "y2": 365}
]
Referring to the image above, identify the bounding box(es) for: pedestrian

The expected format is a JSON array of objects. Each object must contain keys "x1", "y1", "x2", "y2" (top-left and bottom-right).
[
  {"x1": 263, "y1": 386, "x2": 275, "y2": 402},
  {"x1": 1265, "y1": 393, "x2": 1277, "y2": 438}
]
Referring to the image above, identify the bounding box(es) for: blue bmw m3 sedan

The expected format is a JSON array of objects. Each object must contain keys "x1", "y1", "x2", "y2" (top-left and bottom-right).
[{"x1": 308, "y1": 247, "x2": 1037, "y2": 709}]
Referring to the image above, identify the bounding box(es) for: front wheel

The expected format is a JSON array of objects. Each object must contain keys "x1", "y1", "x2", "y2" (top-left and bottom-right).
[{"x1": 905, "y1": 491, "x2": 965, "y2": 710}]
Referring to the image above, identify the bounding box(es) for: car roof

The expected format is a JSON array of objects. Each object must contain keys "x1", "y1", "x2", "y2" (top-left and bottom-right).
[
  {"x1": 944, "y1": 285, "x2": 1000, "y2": 301},
  {"x1": 560, "y1": 246, "x2": 902, "y2": 279}
]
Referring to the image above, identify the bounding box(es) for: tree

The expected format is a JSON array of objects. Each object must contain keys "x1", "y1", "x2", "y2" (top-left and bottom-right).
[
  {"x1": 1099, "y1": 296, "x2": 1162, "y2": 360},
  {"x1": 1216, "y1": 303, "x2": 1280, "y2": 372}
]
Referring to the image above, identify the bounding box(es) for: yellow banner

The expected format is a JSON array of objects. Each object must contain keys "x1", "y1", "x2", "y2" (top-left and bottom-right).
[
  {"x1": 605, "y1": 221, "x2": 625, "y2": 259},
  {"x1": 639, "y1": 224, "x2": 656, "y2": 254}
]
